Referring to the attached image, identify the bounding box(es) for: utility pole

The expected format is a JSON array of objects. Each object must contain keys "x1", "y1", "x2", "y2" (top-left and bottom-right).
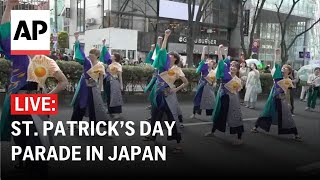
[{"x1": 55, "y1": 0, "x2": 58, "y2": 31}]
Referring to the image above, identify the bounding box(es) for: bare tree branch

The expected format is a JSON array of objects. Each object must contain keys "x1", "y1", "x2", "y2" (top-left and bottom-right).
[
  {"x1": 253, "y1": 0, "x2": 260, "y2": 20},
  {"x1": 276, "y1": 0, "x2": 284, "y2": 30},
  {"x1": 287, "y1": 18, "x2": 320, "y2": 50},
  {"x1": 203, "y1": 8, "x2": 214, "y2": 22},
  {"x1": 145, "y1": 0, "x2": 157, "y2": 14},
  {"x1": 120, "y1": 0, "x2": 130, "y2": 12},
  {"x1": 283, "y1": 0, "x2": 299, "y2": 25},
  {"x1": 131, "y1": 0, "x2": 147, "y2": 16}
]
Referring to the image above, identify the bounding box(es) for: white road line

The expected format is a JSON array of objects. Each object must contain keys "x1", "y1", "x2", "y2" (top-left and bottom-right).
[
  {"x1": 183, "y1": 118, "x2": 257, "y2": 127},
  {"x1": 296, "y1": 161, "x2": 320, "y2": 172},
  {"x1": 183, "y1": 122, "x2": 212, "y2": 127}
]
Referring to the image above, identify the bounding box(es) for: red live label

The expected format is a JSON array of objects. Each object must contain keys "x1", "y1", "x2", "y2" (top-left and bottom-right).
[{"x1": 11, "y1": 94, "x2": 58, "y2": 115}]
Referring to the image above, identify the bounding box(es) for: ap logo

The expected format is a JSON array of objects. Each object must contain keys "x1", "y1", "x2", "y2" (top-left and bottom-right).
[{"x1": 11, "y1": 10, "x2": 50, "y2": 55}]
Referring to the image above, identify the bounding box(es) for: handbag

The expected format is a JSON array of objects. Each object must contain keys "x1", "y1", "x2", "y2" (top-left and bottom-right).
[{"x1": 256, "y1": 80, "x2": 262, "y2": 94}]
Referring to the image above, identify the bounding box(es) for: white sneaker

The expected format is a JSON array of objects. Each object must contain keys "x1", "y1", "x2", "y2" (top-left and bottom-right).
[
  {"x1": 190, "y1": 114, "x2": 196, "y2": 119},
  {"x1": 305, "y1": 107, "x2": 310, "y2": 111},
  {"x1": 204, "y1": 132, "x2": 215, "y2": 137},
  {"x1": 251, "y1": 128, "x2": 259, "y2": 133}
]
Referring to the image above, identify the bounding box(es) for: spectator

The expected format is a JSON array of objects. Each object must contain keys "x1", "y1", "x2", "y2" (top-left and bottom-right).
[
  {"x1": 50, "y1": 51, "x2": 58, "y2": 60},
  {"x1": 264, "y1": 65, "x2": 271, "y2": 73}
]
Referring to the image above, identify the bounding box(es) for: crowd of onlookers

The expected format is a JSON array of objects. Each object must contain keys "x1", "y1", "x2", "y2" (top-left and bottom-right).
[{"x1": 49, "y1": 50, "x2": 73, "y2": 61}]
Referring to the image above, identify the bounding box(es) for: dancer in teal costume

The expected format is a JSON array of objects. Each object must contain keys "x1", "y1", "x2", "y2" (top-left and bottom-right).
[{"x1": 251, "y1": 49, "x2": 301, "y2": 141}]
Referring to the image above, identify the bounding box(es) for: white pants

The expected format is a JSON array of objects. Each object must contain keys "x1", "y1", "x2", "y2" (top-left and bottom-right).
[{"x1": 300, "y1": 86, "x2": 309, "y2": 100}]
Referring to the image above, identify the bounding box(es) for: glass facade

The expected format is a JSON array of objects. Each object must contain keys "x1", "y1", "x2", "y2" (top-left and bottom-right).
[
  {"x1": 253, "y1": 0, "x2": 316, "y2": 18},
  {"x1": 49, "y1": 0, "x2": 65, "y2": 33},
  {"x1": 76, "y1": 0, "x2": 85, "y2": 32},
  {"x1": 249, "y1": 0, "x2": 317, "y2": 69},
  {"x1": 103, "y1": 0, "x2": 239, "y2": 53}
]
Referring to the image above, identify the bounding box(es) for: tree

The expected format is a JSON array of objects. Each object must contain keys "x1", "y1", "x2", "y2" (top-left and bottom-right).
[
  {"x1": 131, "y1": 0, "x2": 160, "y2": 42},
  {"x1": 276, "y1": 0, "x2": 320, "y2": 64},
  {"x1": 186, "y1": 0, "x2": 213, "y2": 67},
  {"x1": 58, "y1": 31, "x2": 69, "y2": 50},
  {"x1": 240, "y1": 0, "x2": 266, "y2": 59}
]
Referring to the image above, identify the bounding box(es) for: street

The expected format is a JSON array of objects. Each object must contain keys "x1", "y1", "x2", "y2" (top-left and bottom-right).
[{"x1": 1, "y1": 98, "x2": 320, "y2": 177}]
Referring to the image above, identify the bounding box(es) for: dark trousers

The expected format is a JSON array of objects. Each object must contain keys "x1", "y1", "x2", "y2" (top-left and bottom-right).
[
  {"x1": 71, "y1": 87, "x2": 96, "y2": 122},
  {"x1": 193, "y1": 106, "x2": 213, "y2": 116},
  {"x1": 307, "y1": 87, "x2": 319, "y2": 109},
  {"x1": 12, "y1": 115, "x2": 48, "y2": 179},
  {"x1": 211, "y1": 94, "x2": 243, "y2": 139},
  {"x1": 239, "y1": 87, "x2": 246, "y2": 102},
  {"x1": 150, "y1": 100, "x2": 181, "y2": 143}
]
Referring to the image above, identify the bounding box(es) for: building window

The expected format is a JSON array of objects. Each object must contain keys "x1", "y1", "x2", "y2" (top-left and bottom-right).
[
  {"x1": 77, "y1": 0, "x2": 85, "y2": 32},
  {"x1": 128, "y1": 50, "x2": 135, "y2": 59},
  {"x1": 111, "y1": 49, "x2": 127, "y2": 60}
]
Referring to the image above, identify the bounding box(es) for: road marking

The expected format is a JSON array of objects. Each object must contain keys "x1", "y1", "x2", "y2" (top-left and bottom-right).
[
  {"x1": 183, "y1": 118, "x2": 257, "y2": 127},
  {"x1": 297, "y1": 161, "x2": 320, "y2": 172}
]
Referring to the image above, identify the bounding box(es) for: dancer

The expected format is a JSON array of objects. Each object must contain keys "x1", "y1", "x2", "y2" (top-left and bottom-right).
[
  {"x1": 205, "y1": 45, "x2": 244, "y2": 145},
  {"x1": 70, "y1": 32, "x2": 109, "y2": 124},
  {"x1": 300, "y1": 79, "x2": 309, "y2": 102},
  {"x1": 102, "y1": 52, "x2": 124, "y2": 119},
  {"x1": 251, "y1": 49, "x2": 302, "y2": 141},
  {"x1": 289, "y1": 67, "x2": 298, "y2": 115},
  {"x1": 244, "y1": 63, "x2": 261, "y2": 109},
  {"x1": 191, "y1": 46, "x2": 216, "y2": 119},
  {"x1": 144, "y1": 37, "x2": 162, "y2": 116},
  {"x1": 239, "y1": 61, "x2": 249, "y2": 104},
  {"x1": 0, "y1": 0, "x2": 68, "y2": 177},
  {"x1": 144, "y1": 29, "x2": 189, "y2": 153},
  {"x1": 305, "y1": 67, "x2": 320, "y2": 112}
]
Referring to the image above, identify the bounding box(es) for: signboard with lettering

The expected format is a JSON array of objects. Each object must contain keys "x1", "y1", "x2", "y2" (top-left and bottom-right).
[
  {"x1": 178, "y1": 36, "x2": 217, "y2": 45},
  {"x1": 299, "y1": 51, "x2": 310, "y2": 59},
  {"x1": 66, "y1": 8, "x2": 71, "y2": 18}
]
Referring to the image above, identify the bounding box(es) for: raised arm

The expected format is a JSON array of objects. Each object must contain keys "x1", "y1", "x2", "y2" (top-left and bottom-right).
[
  {"x1": 145, "y1": 44, "x2": 155, "y2": 65},
  {"x1": 1, "y1": 0, "x2": 19, "y2": 24},
  {"x1": 161, "y1": 29, "x2": 171, "y2": 50},
  {"x1": 99, "y1": 39, "x2": 112, "y2": 65},
  {"x1": 157, "y1": 36, "x2": 163, "y2": 46},
  {"x1": 217, "y1": 44, "x2": 224, "y2": 61},
  {"x1": 272, "y1": 48, "x2": 283, "y2": 79},
  {"x1": 73, "y1": 32, "x2": 85, "y2": 64},
  {"x1": 0, "y1": 0, "x2": 28, "y2": 60},
  {"x1": 201, "y1": 46, "x2": 207, "y2": 60},
  {"x1": 196, "y1": 46, "x2": 208, "y2": 74}
]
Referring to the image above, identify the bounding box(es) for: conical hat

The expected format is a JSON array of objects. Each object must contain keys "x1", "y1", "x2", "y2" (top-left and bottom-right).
[
  {"x1": 108, "y1": 62, "x2": 122, "y2": 75},
  {"x1": 277, "y1": 78, "x2": 293, "y2": 92},
  {"x1": 159, "y1": 67, "x2": 179, "y2": 88},
  {"x1": 224, "y1": 76, "x2": 242, "y2": 94},
  {"x1": 87, "y1": 62, "x2": 105, "y2": 81},
  {"x1": 27, "y1": 55, "x2": 55, "y2": 87},
  {"x1": 205, "y1": 69, "x2": 216, "y2": 84}
]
